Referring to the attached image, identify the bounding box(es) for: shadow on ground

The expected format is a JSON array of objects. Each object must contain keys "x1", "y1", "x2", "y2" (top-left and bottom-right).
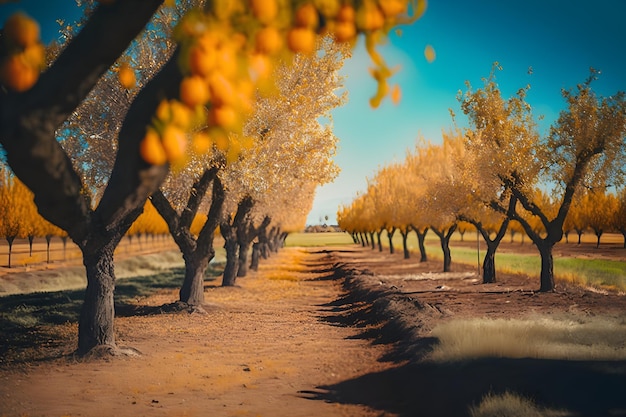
[
  {"x1": 0, "y1": 265, "x2": 215, "y2": 364},
  {"x1": 301, "y1": 358, "x2": 626, "y2": 417},
  {"x1": 310, "y1": 264, "x2": 626, "y2": 417}
]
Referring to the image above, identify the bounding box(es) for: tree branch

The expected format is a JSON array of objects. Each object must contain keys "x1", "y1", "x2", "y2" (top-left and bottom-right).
[
  {"x1": 197, "y1": 175, "x2": 225, "y2": 249},
  {"x1": 0, "y1": 0, "x2": 163, "y2": 244},
  {"x1": 96, "y1": 49, "x2": 181, "y2": 231},
  {"x1": 180, "y1": 167, "x2": 219, "y2": 228}
]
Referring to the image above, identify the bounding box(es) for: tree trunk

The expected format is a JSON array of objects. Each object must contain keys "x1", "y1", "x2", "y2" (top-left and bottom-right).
[
  {"x1": 179, "y1": 249, "x2": 212, "y2": 306},
  {"x1": 482, "y1": 242, "x2": 497, "y2": 284},
  {"x1": 400, "y1": 229, "x2": 410, "y2": 259},
  {"x1": 412, "y1": 226, "x2": 428, "y2": 262},
  {"x1": 621, "y1": 229, "x2": 626, "y2": 249},
  {"x1": 28, "y1": 235, "x2": 34, "y2": 256},
  {"x1": 250, "y1": 242, "x2": 261, "y2": 271},
  {"x1": 237, "y1": 242, "x2": 251, "y2": 277},
  {"x1": 442, "y1": 241, "x2": 452, "y2": 272},
  {"x1": 576, "y1": 229, "x2": 583, "y2": 244},
  {"x1": 432, "y1": 225, "x2": 456, "y2": 273},
  {"x1": 369, "y1": 232, "x2": 376, "y2": 250},
  {"x1": 6, "y1": 236, "x2": 15, "y2": 268},
  {"x1": 595, "y1": 231, "x2": 602, "y2": 248},
  {"x1": 45, "y1": 235, "x2": 52, "y2": 263},
  {"x1": 62, "y1": 236, "x2": 68, "y2": 260},
  {"x1": 377, "y1": 230, "x2": 383, "y2": 251},
  {"x1": 77, "y1": 241, "x2": 117, "y2": 355},
  {"x1": 151, "y1": 169, "x2": 223, "y2": 306},
  {"x1": 537, "y1": 240, "x2": 555, "y2": 292},
  {"x1": 387, "y1": 227, "x2": 396, "y2": 254},
  {"x1": 221, "y1": 234, "x2": 239, "y2": 286}
]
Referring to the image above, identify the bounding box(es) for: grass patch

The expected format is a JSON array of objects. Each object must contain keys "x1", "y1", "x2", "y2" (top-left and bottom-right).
[
  {"x1": 0, "y1": 265, "x2": 192, "y2": 360},
  {"x1": 428, "y1": 314, "x2": 626, "y2": 362},
  {"x1": 420, "y1": 243, "x2": 626, "y2": 292},
  {"x1": 470, "y1": 391, "x2": 571, "y2": 417},
  {"x1": 284, "y1": 232, "x2": 354, "y2": 247}
]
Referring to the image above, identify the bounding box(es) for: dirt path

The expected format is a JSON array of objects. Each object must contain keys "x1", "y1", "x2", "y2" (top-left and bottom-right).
[
  {"x1": 0, "y1": 247, "x2": 397, "y2": 417},
  {"x1": 2, "y1": 243, "x2": 626, "y2": 417}
]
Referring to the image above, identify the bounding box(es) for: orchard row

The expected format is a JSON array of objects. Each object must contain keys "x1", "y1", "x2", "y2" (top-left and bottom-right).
[
  {"x1": 338, "y1": 69, "x2": 626, "y2": 291},
  {"x1": 0, "y1": 0, "x2": 425, "y2": 354}
]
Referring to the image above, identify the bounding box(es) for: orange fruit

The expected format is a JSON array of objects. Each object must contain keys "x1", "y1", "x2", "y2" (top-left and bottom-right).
[
  {"x1": 356, "y1": 2, "x2": 384, "y2": 31},
  {"x1": 169, "y1": 100, "x2": 192, "y2": 128},
  {"x1": 180, "y1": 76, "x2": 209, "y2": 107},
  {"x1": 314, "y1": 0, "x2": 340, "y2": 18},
  {"x1": 0, "y1": 53, "x2": 38, "y2": 92},
  {"x1": 250, "y1": 0, "x2": 278, "y2": 24},
  {"x1": 118, "y1": 63, "x2": 136, "y2": 89},
  {"x1": 255, "y1": 26, "x2": 283, "y2": 55},
  {"x1": 391, "y1": 84, "x2": 401, "y2": 104},
  {"x1": 156, "y1": 99, "x2": 171, "y2": 122},
  {"x1": 210, "y1": 104, "x2": 238, "y2": 129},
  {"x1": 287, "y1": 27, "x2": 316, "y2": 55},
  {"x1": 207, "y1": 72, "x2": 235, "y2": 106},
  {"x1": 3, "y1": 12, "x2": 40, "y2": 48},
  {"x1": 192, "y1": 131, "x2": 212, "y2": 154},
  {"x1": 189, "y1": 32, "x2": 219, "y2": 77},
  {"x1": 214, "y1": 43, "x2": 238, "y2": 78},
  {"x1": 161, "y1": 125, "x2": 188, "y2": 162},
  {"x1": 337, "y1": 4, "x2": 356, "y2": 22},
  {"x1": 333, "y1": 20, "x2": 356, "y2": 42},
  {"x1": 212, "y1": 130, "x2": 229, "y2": 151},
  {"x1": 378, "y1": 0, "x2": 407, "y2": 18},
  {"x1": 295, "y1": 3, "x2": 319, "y2": 29},
  {"x1": 22, "y1": 43, "x2": 45, "y2": 68},
  {"x1": 140, "y1": 129, "x2": 167, "y2": 165},
  {"x1": 249, "y1": 53, "x2": 273, "y2": 80},
  {"x1": 424, "y1": 44, "x2": 436, "y2": 63}
]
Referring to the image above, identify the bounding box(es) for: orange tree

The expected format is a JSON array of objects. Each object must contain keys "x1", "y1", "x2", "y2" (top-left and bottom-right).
[
  {"x1": 459, "y1": 67, "x2": 626, "y2": 292},
  {"x1": 615, "y1": 188, "x2": 626, "y2": 248},
  {"x1": 0, "y1": 166, "x2": 65, "y2": 265},
  {"x1": 435, "y1": 127, "x2": 517, "y2": 283},
  {"x1": 0, "y1": 167, "x2": 25, "y2": 267},
  {"x1": 580, "y1": 189, "x2": 618, "y2": 248},
  {"x1": 218, "y1": 37, "x2": 343, "y2": 286},
  {"x1": 0, "y1": 1, "x2": 424, "y2": 355}
]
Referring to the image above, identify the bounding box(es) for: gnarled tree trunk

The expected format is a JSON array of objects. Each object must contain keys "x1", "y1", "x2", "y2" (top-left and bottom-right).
[
  {"x1": 151, "y1": 169, "x2": 223, "y2": 306},
  {"x1": 411, "y1": 225, "x2": 429, "y2": 262},
  {"x1": 221, "y1": 196, "x2": 254, "y2": 286},
  {"x1": 431, "y1": 224, "x2": 457, "y2": 272},
  {"x1": 400, "y1": 227, "x2": 410, "y2": 259}
]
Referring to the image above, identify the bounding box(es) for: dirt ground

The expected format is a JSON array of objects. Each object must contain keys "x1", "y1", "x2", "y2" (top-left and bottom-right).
[{"x1": 1, "y1": 241, "x2": 625, "y2": 417}]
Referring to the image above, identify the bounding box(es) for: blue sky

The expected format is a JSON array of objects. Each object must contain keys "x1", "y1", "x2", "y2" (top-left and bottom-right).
[
  {"x1": 308, "y1": 0, "x2": 626, "y2": 225},
  {"x1": 2, "y1": 1, "x2": 624, "y2": 226}
]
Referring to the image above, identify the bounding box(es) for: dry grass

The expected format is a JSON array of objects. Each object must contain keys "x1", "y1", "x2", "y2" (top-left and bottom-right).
[
  {"x1": 428, "y1": 313, "x2": 626, "y2": 361},
  {"x1": 470, "y1": 391, "x2": 571, "y2": 417}
]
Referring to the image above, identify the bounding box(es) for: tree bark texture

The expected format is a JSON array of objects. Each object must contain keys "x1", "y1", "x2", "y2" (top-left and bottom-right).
[
  {"x1": 412, "y1": 226, "x2": 429, "y2": 262},
  {"x1": 151, "y1": 169, "x2": 223, "y2": 305},
  {"x1": 387, "y1": 227, "x2": 396, "y2": 254},
  {"x1": 221, "y1": 224, "x2": 239, "y2": 287},
  {"x1": 432, "y1": 225, "x2": 456, "y2": 273},
  {"x1": 400, "y1": 228, "x2": 410, "y2": 259},
  {"x1": 250, "y1": 242, "x2": 261, "y2": 271}
]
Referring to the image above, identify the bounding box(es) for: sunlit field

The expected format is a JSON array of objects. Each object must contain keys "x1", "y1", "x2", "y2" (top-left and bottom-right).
[
  {"x1": 284, "y1": 231, "x2": 354, "y2": 247},
  {"x1": 428, "y1": 313, "x2": 626, "y2": 362},
  {"x1": 369, "y1": 230, "x2": 626, "y2": 292}
]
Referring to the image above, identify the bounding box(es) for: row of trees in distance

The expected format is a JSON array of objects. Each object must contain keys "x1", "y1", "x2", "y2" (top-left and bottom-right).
[
  {"x1": 338, "y1": 67, "x2": 626, "y2": 291},
  {"x1": 0, "y1": 0, "x2": 424, "y2": 355}
]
